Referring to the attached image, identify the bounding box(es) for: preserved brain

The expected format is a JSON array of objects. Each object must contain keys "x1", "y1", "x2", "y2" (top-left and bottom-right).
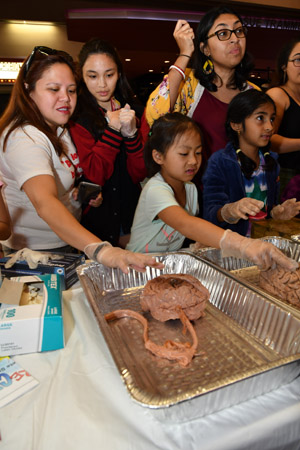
[
  {"x1": 259, "y1": 266, "x2": 300, "y2": 306},
  {"x1": 140, "y1": 273, "x2": 210, "y2": 321},
  {"x1": 105, "y1": 273, "x2": 210, "y2": 366}
]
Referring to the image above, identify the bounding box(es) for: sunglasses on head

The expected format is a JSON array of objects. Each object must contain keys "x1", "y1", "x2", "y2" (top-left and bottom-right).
[{"x1": 24, "y1": 46, "x2": 73, "y2": 76}]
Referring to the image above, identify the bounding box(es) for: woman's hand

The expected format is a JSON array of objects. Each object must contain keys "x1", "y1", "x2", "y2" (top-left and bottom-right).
[
  {"x1": 173, "y1": 20, "x2": 195, "y2": 56},
  {"x1": 84, "y1": 242, "x2": 165, "y2": 273},
  {"x1": 99, "y1": 247, "x2": 164, "y2": 273},
  {"x1": 119, "y1": 104, "x2": 137, "y2": 137}
]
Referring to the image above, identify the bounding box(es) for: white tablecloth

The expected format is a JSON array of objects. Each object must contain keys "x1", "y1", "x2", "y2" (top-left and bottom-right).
[{"x1": 1, "y1": 286, "x2": 300, "y2": 450}]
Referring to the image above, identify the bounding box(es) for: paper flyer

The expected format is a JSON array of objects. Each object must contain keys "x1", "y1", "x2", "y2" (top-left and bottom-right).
[{"x1": 0, "y1": 357, "x2": 39, "y2": 408}]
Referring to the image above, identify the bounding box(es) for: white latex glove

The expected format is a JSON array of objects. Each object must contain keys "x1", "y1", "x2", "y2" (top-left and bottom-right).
[
  {"x1": 270, "y1": 198, "x2": 300, "y2": 220},
  {"x1": 189, "y1": 241, "x2": 207, "y2": 252},
  {"x1": 219, "y1": 230, "x2": 299, "y2": 271},
  {"x1": 221, "y1": 199, "x2": 264, "y2": 224},
  {"x1": 119, "y1": 104, "x2": 137, "y2": 138},
  {"x1": 5, "y1": 248, "x2": 64, "y2": 269},
  {"x1": 84, "y1": 242, "x2": 164, "y2": 274}
]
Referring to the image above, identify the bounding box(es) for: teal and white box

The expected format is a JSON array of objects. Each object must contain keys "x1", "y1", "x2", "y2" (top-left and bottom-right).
[
  {"x1": 0, "y1": 253, "x2": 85, "y2": 290},
  {"x1": 0, "y1": 274, "x2": 64, "y2": 356}
]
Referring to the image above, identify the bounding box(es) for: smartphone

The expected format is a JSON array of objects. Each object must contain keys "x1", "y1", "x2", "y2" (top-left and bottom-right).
[{"x1": 77, "y1": 181, "x2": 102, "y2": 204}]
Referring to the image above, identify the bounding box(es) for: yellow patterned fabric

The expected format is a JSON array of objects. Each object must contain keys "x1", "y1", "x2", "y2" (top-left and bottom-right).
[{"x1": 145, "y1": 68, "x2": 259, "y2": 127}]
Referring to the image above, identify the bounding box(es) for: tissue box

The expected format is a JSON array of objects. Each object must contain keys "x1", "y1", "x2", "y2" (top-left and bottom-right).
[
  {"x1": 0, "y1": 253, "x2": 85, "y2": 290},
  {"x1": 0, "y1": 274, "x2": 64, "y2": 356}
]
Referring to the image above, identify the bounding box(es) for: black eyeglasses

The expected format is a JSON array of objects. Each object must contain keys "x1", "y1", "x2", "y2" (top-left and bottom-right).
[
  {"x1": 288, "y1": 57, "x2": 300, "y2": 67},
  {"x1": 206, "y1": 26, "x2": 248, "y2": 41},
  {"x1": 24, "y1": 46, "x2": 73, "y2": 76}
]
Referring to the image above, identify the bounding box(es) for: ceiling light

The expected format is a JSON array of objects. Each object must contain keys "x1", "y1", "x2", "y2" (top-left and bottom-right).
[{"x1": 6, "y1": 20, "x2": 56, "y2": 26}]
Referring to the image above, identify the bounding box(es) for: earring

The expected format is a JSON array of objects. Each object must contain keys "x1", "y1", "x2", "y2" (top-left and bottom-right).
[{"x1": 203, "y1": 58, "x2": 214, "y2": 75}]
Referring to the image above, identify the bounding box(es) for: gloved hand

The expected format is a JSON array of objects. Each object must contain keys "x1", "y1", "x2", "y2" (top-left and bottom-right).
[
  {"x1": 220, "y1": 199, "x2": 264, "y2": 224},
  {"x1": 219, "y1": 230, "x2": 299, "y2": 271},
  {"x1": 119, "y1": 104, "x2": 137, "y2": 138},
  {"x1": 5, "y1": 248, "x2": 64, "y2": 269},
  {"x1": 270, "y1": 198, "x2": 300, "y2": 220},
  {"x1": 189, "y1": 241, "x2": 207, "y2": 252},
  {"x1": 84, "y1": 242, "x2": 164, "y2": 273}
]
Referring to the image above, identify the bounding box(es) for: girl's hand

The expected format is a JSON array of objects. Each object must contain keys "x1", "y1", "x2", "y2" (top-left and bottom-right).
[
  {"x1": 89, "y1": 191, "x2": 103, "y2": 208},
  {"x1": 271, "y1": 198, "x2": 300, "y2": 220},
  {"x1": 173, "y1": 20, "x2": 195, "y2": 56},
  {"x1": 220, "y1": 198, "x2": 264, "y2": 223},
  {"x1": 220, "y1": 230, "x2": 299, "y2": 271},
  {"x1": 119, "y1": 104, "x2": 137, "y2": 137},
  {"x1": 106, "y1": 109, "x2": 121, "y2": 131},
  {"x1": 72, "y1": 187, "x2": 79, "y2": 201}
]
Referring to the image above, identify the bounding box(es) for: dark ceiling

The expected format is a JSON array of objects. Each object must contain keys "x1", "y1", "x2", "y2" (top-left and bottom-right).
[
  {"x1": 1, "y1": 1, "x2": 300, "y2": 80},
  {"x1": 1, "y1": 0, "x2": 300, "y2": 23}
]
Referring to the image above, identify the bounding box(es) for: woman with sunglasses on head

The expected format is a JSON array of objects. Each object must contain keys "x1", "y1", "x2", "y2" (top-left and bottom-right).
[
  {"x1": 0, "y1": 46, "x2": 163, "y2": 273},
  {"x1": 266, "y1": 38, "x2": 300, "y2": 196},
  {"x1": 69, "y1": 38, "x2": 148, "y2": 248},
  {"x1": 146, "y1": 6, "x2": 258, "y2": 196}
]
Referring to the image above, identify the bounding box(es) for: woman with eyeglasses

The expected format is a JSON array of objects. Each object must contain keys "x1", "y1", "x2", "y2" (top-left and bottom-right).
[
  {"x1": 0, "y1": 46, "x2": 163, "y2": 273},
  {"x1": 266, "y1": 38, "x2": 300, "y2": 196},
  {"x1": 145, "y1": 6, "x2": 259, "y2": 197}
]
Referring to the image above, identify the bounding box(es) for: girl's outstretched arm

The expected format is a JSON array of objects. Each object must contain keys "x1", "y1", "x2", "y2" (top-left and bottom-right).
[
  {"x1": 159, "y1": 205, "x2": 225, "y2": 247},
  {"x1": 158, "y1": 205, "x2": 298, "y2": 271}
]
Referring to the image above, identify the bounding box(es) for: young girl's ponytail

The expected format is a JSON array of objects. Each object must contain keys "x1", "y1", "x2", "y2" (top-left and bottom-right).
[
  {"x1": 235, "y1": 146, "x2": 277, "y2": 179},
  {"x1": 260, "y1": 148, "x2": 277, "y2": 173},
  {"x1": 235, "y1": 148, "x2": 256, "y2": 179}
]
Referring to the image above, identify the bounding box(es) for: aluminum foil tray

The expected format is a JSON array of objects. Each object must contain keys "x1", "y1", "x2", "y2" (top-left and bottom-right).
[
  {"x1": 77, "y1": 252, "x2": 300, "y2": 422},
  {"x1": 193, "y1": 236, "x2": 300, "y2": 315},
  {"x1": 291, "y1": 234, "x2": 300, "y2": 244}
]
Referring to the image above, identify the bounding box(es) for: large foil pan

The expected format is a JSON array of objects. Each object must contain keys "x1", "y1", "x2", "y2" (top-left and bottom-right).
[
  {"x1": 291, "y1": 234, "x2": 300, "y2": 244},
  {"x1": 77, "y1": 252, "x2": 300, "y2": 422},
  {"x1": 193, "y1": 236, "x2": 300, "y2": 316}
]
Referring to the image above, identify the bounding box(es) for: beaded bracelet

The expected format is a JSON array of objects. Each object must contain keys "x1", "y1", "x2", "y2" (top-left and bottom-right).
[{"x1": 169, "y1": 64, "x2": 185, "y2": 80}]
